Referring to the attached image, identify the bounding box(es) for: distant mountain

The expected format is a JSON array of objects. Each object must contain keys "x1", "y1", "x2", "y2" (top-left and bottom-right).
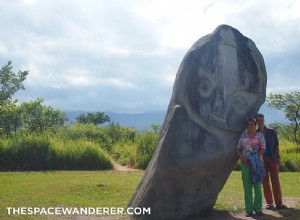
[
  {"x1": 105, "y1": 111, "x2": 166, "y2": 130},
  {"x1": 66, "y1": 103, "x2": 287, "y2": 130},
  {"x1": 66, "y1": 110, "x2": 166, "y2": 130}
]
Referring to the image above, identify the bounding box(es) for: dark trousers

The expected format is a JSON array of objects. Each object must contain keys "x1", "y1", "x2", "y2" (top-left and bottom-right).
[{"x1": 262, "y1": 156, "x2": 283, "y2": 206}]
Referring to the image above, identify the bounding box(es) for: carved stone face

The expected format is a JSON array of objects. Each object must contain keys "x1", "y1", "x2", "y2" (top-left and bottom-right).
[
  {"x1": 129, "y1": 25, "x2": 267, "y2": 220},
  {"x1": 176, "y1": 27, "x2": 266, "y2": 132},
  {"x1": 194, "y1": 60, "x2": 260, "y2": 131}
]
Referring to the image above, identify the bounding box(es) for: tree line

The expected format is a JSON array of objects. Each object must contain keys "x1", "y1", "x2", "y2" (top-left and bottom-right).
[
  {"x1": 0, "y1": 61, "x2": 159, "y2": 171},
  {"x1": 267, "y1": 92, "x2": 300, "y2": 145},
  {"x1": 2, "y1": 60, "x2": 299, "y2": 144},
  {"x1": 0, "y1": 61, "x2": 113, "y2": 137},
  {"x1": 0, "y1": 61, "x2": 299, "y2": 171}
]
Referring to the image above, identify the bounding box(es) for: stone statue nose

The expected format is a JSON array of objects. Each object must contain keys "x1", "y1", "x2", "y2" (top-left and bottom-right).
[{"x1": 211, "y1": 90, "x2": 225, "y2": 118}]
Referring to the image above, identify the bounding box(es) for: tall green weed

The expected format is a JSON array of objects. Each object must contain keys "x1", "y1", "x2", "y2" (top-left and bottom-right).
[
  {"x1": 279, "y1": 139, "x2": 300, "y2": 172},
  {"x1": 135, "y1": 131, "x2": 158, "y2": 169},
  {"x1": 112, "y1": 141, "x2": 137, "y2": 167},
  {"x1": 111, "y1": 129, "x2": 159, "y2": 169},
  {"x1": 0, "y1": 133, "x2": 113, "y2": 171}
]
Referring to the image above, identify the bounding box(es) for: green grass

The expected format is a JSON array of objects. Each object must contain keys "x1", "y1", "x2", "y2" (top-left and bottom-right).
[
  {"x1": 0, "y1": 171, "x2": 299, "y2": 219},
  {"x1": 215, "y1": 171, "x2": 300, "y2": 212}
]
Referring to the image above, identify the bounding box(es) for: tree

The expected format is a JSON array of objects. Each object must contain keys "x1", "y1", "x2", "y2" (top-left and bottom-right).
[
  {"x1": 0, "y1": 61, "x2": 29, "y2": 104},
  {"x1": 267, "y1": 91, "x2": 300, "y2": 144},
  {"x1": 21, "y1": 98, "x2": 67, "y2": 133},
  {"x1": 76, "y1": 112, "x2": 110, "y2": 126},
  {"x1": 0, "y1": 100, "x2": 23, "y2": 136}
]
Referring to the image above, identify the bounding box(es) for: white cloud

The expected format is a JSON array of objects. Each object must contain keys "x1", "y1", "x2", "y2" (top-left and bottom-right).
[{"x1": 0, "y1": 0, "x2": 299, "y2": 113}]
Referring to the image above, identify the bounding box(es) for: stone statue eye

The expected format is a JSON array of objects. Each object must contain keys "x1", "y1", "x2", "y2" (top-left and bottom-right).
[
  {"x1": 198, "y1": 79, "x2": 213, "y2": 98},
  {"x1": 233, "y1": 95, "x2": 248, "y2": 112}
]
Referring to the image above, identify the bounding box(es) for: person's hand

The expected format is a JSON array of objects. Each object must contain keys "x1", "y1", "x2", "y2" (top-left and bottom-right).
[{"x1": 240, "y1": 156, "x2": 250, "y2": 167}]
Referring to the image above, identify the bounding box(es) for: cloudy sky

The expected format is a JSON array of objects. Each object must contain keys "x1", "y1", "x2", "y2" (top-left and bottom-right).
[{"x1": 0, "y1": 0, "x2": 299, "y2": 113}]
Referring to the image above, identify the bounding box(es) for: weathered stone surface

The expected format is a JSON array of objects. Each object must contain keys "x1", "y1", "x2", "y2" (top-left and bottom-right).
[{"x1": 128, "y1": 25, "x2": 267, "y2": 220}]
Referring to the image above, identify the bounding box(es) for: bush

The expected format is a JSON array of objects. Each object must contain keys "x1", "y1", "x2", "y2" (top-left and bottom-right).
[
  {"x1": 110, "y1": 129, "x2": 159, "y2": 169},
  {"x1": 135, "y1": 131, "x2": 158, "y2": 169},
  {"x1": 112, "y1": 141, "x2": 136, "y2": 167},
  {"x1": 48, "y1": 139, "x2": 113, "y2": 170},
  {"x1": 279, "y1": 139, "x2": 300, "y2": 172},
  {"x1": 0, "y1": 134, "x2": 50, "y2": 170},
  {"x1": 0, "y1": 134, "x2": 113, "y2": 171},
  {"x1": 52, "y1": 123, "x2": 111, "y2": 151}
]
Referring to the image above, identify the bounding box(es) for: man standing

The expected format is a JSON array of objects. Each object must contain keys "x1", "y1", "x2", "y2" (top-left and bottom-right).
[{"x1": 256, "y1": 114, "x2": 287, "y2": 209}]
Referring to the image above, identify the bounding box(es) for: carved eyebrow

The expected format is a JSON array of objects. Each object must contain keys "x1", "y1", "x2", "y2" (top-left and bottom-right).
[{"x1": 198, "y1": 66, "x2": 216, "y2": 84}]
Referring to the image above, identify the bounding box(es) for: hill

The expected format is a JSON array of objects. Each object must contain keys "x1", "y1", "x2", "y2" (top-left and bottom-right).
[
  {"x1": 66, "y1": 104, "x2": 286, "y2": 130},
  {"x1": 66, "y1": 110, "x2": 166, "y2": 130}
]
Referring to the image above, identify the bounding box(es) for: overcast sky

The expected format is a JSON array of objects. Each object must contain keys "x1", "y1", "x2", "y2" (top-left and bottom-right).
[{"x1": 0, "y1": 0, "x2": 299, "y2": 113}]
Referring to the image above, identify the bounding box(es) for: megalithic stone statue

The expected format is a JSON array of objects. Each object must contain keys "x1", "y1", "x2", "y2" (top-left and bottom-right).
[{"x1": 128, "y1": 24, "x2": 267, "y2": 220}]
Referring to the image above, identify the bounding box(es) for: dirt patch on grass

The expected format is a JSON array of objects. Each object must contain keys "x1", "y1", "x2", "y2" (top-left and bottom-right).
[{"x1": 112, "y1": 163, "x2": 140, "y2": 173}]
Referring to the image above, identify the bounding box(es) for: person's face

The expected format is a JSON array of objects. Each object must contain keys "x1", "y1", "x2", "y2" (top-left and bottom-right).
[
  {"x1": 246, "y1": 121, "x2": 256, "y2": 132},
  {"x1": 256, "y1": 117, "x2": 265, "y2": 128}
]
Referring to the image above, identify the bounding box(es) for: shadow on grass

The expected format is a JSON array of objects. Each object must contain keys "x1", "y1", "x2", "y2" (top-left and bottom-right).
[
  {"x1": 182, "y1": 208, "x2": 300, "y2": 219},
  {"x1": 276, "y1": 207, "x2": 300, "y2": 219},
  {"x1": 185, "y1": 210, "x2": 241, "y2": 220}
]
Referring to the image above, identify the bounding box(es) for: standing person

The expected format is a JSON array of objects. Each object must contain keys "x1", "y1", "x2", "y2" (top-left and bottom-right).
[
  {"x1": 236, "y1": 117, "x2": 266, "y2": 217},
  {"x1": 256, "y1": 113, "x2": 288, "y2": 210}
]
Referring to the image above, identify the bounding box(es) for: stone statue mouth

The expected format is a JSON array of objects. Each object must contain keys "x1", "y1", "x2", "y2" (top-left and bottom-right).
[{"x1": 208, "y1": 112, "x2": 227, "y2": 128}]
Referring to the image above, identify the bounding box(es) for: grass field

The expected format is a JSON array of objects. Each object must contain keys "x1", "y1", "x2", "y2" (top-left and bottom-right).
[{"x1": 0, "y1": 170, "x2": 299, "y2": 219}]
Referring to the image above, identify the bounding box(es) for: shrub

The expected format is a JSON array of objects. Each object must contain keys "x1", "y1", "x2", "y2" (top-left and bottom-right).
[
  {"x1": 48, "y1": 139, "x2": 113, "y2": 170},
  {"x1": 0, "y1": 134, "x2": 50, "y2": 170},
  {"x1": 0, "y1": 134, "x2": 113, "y2": 171},
  {"x1": 112, "y1": 141, "x2": 137, "y2": 167},
  {"x1": 135, "y1": 131, "x2": 158, "y2": 169},
  {"x1": 110, "y1": 128, "x2": 158, "y2": 169}
]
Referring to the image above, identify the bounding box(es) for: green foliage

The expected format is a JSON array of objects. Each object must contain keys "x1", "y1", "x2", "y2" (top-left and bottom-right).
[
  {"x1": 55, "y1": 123, "x2": 109, "y2": 144},
  {"x1": 0, "y1": 100, "x2": 22, "y2": 136},
  {"x1": 102, "y1": 122, "x2": 124, "y2": 146},
  {"x1": 279, "y1": 139, "x2": 300, "y2": 172},
  {"x1": 76, "y1": 111, "x2": 110, "y2": 125},
  {"x1": 101, "y1": 123, "x2": 138, "y2": 152},
  {"x1": 0, "y1": 133, "x2": 113, "y2": 171},
  {"x1": 0, "y1": 62, "x2": 68, "y2": 136},
  {"x1": 108, "y1": 125, "x2": 159, "y2": 169},
  {"x1": 21, "y1": 98, "x2": 67, "y2": 133},
  {"x1": 0, "y1": 60, "x2": 29, "y2": 104},
  {"x1": 47, "y1": 139, "x2": 113, "y2": 170},
  {"x1": 135, "y1": 130, "x2": 158, "y2": 169},
  {"x1": 112, "y1": 141, "x2": 137, "y2": 167},
  {"x1": 269, "y1": 122, "x2": 300, "y2": 146},
  {"x1": 267, "y1": 91, "x2": 300, "y2": 144}
]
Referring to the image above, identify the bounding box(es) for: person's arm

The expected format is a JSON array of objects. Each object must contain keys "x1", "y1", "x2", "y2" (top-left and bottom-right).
[
  {"x1": 273, "y1": 130, "x2": 281, "y2": 164},
  {"x1": 258, "y1": 133, "x2": 266, "y2": 158},
  {"x1": 236, "y1": 147, "x2": 249, "y2": 166},
  {"x1": 274, "y1": 130, "x2": 280, "y2": 157},
  {"x1": 258, "y1": 148, "x2": 265, "y2": 158}
]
